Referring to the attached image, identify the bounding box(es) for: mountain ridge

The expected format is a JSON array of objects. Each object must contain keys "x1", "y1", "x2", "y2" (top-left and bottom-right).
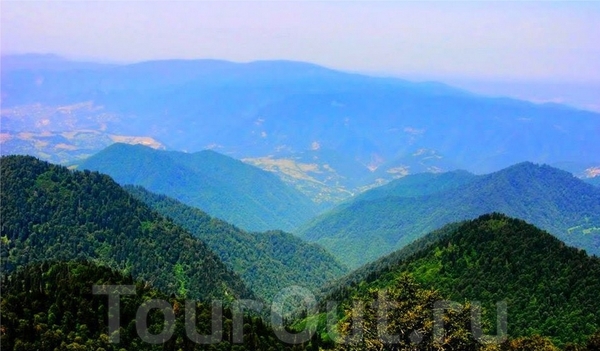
[{"x1": 299, "y1": 162, "x2": 600, "y2": 268}]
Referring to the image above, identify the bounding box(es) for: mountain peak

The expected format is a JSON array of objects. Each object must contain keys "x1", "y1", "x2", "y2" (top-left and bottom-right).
[{"x1": 324, "y1": 213, "x2": 600, "y2": 346}]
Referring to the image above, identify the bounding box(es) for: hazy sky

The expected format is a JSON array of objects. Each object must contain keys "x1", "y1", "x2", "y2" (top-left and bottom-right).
[{"x1": 2, "y1": 1, "x2": 599, "y2": 82}]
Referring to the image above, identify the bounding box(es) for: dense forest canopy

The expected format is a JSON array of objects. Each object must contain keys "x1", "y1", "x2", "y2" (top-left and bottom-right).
[
  {"x1": 0, "y1": 155, "x2": 252, "y2": 301},
  {"x1": 2, "y1": 156, "x2": 600, "y2": 350},
  {"x1": 321, "y1": 214, "x2": 600, "y2": 347},
  {"x1": 0, "y1": 260, "x2": 315, "y2": 350}
]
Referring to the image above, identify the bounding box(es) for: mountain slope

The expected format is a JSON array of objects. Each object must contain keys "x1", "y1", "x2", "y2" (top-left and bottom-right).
[
  {"x1": 322, "y1": 214, "x2": 600, "y2": 346},
  {"x1": 0, "y1": 155, "x2": 252, "y2": 300},
  {"x1": 124, "y1": 185, "x2": 347, "y2": 300},
  {"x1": 299, "y1": 162, "x2": 600, "y2": 268},
  {"x1": 78, "y1": 143, "x2": 319, "y2": 232}
]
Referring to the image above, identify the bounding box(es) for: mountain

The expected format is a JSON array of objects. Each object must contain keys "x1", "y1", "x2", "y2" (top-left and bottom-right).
[
  {"x1": 0, "y1": 261, "x2": 297, "y2": 350},
  {"x1": 321, "y1": 214, "x2": 600, "y2": 346},
  {"x1": 78, "y1": 143, "x2": 319, "y2": 232},
  {"x1": 299, "y1": 162, "x2": 600, "y2": 268},
  {"x1": 3, "y1": 54, "x2": 599, "y2": 202},
  {"x1": 124, "y1": 185, "x2": 347, "y2": 300},
  {"x1": 0, "y1": 155, "x2": 252, "y2": 301}
]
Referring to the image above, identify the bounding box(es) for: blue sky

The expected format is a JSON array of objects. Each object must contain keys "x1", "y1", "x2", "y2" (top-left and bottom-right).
[{"x1": 2, "y1": 1, "x2": 600, "y2": 109}]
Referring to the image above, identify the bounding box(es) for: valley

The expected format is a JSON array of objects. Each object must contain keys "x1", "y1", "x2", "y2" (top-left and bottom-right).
[{"x1": 2, "y1": 54, "x2": 600, "y2": 350}]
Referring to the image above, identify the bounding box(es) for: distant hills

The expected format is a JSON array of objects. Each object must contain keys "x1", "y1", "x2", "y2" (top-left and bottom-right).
[
  {"x1": 2, "y1": 54, "x2": 599, "y2": 202},
  {"x1": 125, "y1": 185, "x2": 347, "y2": 300},
  {"x1": 321, "y1": 214, "x2": 600, "y2": 346},
  {"x1": 299, "y1": 162, "x2": 600, "y2": 268},
  {"x1": 78, "y1": 143, "x2": 319, "y2": 232},
  {"x1": 350, "y1": 169, "x2": 477, "y2": 203},
  {"x1": 0, "y1": 155, "x2": 252, "y2": 301}
]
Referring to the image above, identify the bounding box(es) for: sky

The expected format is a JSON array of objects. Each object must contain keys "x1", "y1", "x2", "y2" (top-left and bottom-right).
[{"x1": 2, "y1": 1, "x2": 600, "y2": 110}]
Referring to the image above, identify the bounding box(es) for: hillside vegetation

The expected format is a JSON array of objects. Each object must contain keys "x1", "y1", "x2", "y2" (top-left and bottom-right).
[
  {"x1": 125, "y1": 185, "x2": 347, "y2": 301},
  {"x1": 0, "y1": 155, "x2": 251, "y2": 301},
  {"x1": 322, "y1": 214, "x2": 600, "y2": 347}
]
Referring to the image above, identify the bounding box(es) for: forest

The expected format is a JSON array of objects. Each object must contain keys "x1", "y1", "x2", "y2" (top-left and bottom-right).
[
  {"x1": 0, "y1": 155, "x2": 251, "y2": 301},
  {"x1": 2, "y1": 155, "x2": 600, "y2": 350},
  {"x1": 317, "y1": 214, "x2": 600, "y2": 347}
]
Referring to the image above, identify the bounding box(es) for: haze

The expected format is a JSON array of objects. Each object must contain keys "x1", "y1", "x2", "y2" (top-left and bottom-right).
[{"x1": 2, "y1": 1, "x2": 600, "y2": 110}]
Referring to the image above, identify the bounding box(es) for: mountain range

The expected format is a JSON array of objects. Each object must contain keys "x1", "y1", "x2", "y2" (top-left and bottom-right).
[
  {"x1": 78, "y1": 143, "x2": 320, "y2": 232},
  {"x1": 3, "y1": 155, "x2": 600, "y2": 348},
  {"x1": 2, "y1": 54, "x2": 599, "y2": 203},
  {"x1": 3, "y1": 53, "x2": 600, "y2": 350},
  {"x1": 299, "y1": 162, "x2": 600, "y2": 268}
]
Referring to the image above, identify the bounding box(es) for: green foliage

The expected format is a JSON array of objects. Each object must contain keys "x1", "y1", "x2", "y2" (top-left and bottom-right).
[
  {"x1": 0, "y1": 261, "x2": 306, "y2": 350},
  {"x1": 322, "y1": 214, "x2": 600, "y2": 347},
  {"x1": 0, "y1": 155, "x2": 252, "y2": 301},
  {"x1": 124, "y1": 185, "x2": 347, "y2": 301},
  {"x1": 174, "y1": 263, "x2": 188, "y2": 298},
  {"x1": 300, "y1": 162, "x2": 600, "y2": 268},
  {"x1": 78, "y1": 143, "x2": 319, "y2": 232}
]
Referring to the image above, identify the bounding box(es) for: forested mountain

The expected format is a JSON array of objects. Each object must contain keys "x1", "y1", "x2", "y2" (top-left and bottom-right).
[
  {"x1": 3, "y1": 54, "x2": 599, "y2": 201},
  {"x1": 299, "y1": 162, "x2": 600, "y2": 268},
  {"x1": 0, "y1": 155, "x2": 252, "y2": 301},
  {"x1": 4, "y1": 216, "x2": 600, "y2": 350},
  {"x1": 0, "y1": 261, "x2": 308, "y2": 350},
  {"x1": 125, "y1": 185, "x2": 347, "y2": 301},
  {"x1": 320, "y1": 214, "x2": 600, "y2": 347},
  {"x1": 78, "y1": 143, "x2": 319, "y2": 232}
]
